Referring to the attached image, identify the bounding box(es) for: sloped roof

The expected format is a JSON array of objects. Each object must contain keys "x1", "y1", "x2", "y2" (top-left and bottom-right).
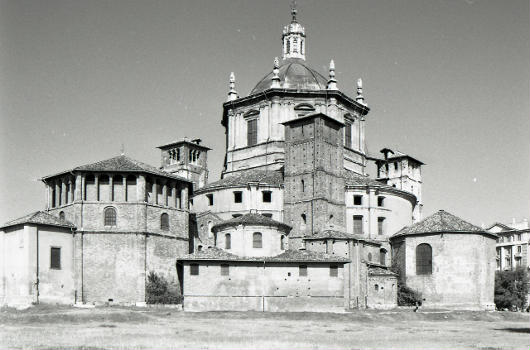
[
  {"x1": 42, "y1": 155, "x2": 190, "y2": 182},
  {"x1": 211, "y1": 213, "x2": 291, "y2": 233},
  {"x1": 368, "y1": 265, "x2": 397, "y2": 277},
  {"x1": 485, "y1": 222, "x2": 513, "y2": 231},
  {"x1": 195, "y1": 169, "x2": 283, "y2": 194},
  {"x1": 391, "y1": 210, "x2": 496, "y2": 239},
  {"x1": 344, "y1": 172, "x2": 393, "y2": 188},
  {"x1": 178, "y1": 247, "x2": 349, "y2": 263},
  {"x1": 303, "y1": 229, "x2": 381, "y2": 245},
  {"x1": 1, "y1": 211, "x2": 75, "y2": 230}
]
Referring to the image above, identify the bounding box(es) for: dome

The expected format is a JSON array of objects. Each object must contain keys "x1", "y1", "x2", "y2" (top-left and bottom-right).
[{"x1": 250, "y1": 58, "x2": 327, "y2": 95}]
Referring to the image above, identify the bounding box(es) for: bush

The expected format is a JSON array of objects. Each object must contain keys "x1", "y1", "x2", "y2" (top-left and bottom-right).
[
  {"x1": 397, "y1": 283, "x2": 422, "y2": 306},
  {"x1": 494, "y1": 267, "x2": 529, "y2": 311},
  {"x1": 146, "y1": 271, "x2": 182, "y2": 304}
]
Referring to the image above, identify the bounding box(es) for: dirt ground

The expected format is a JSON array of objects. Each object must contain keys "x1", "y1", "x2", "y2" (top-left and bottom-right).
[{"x1": 1, "y1": 305, "x2": 529, "y2": 350}]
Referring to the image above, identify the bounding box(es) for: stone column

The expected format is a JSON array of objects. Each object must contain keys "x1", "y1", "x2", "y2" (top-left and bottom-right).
[
  {"x1": 137, "y1": 175, "x2": 146, "y2": 202},
  {"x1": 170, "y1": 182, "x2": 176, "y2": 208},
  {"x1": 360, "y1": 116, "x2": 366, "y2": 154},
  {"x1": 80, "y1": 174, "x2": 86, "y2": 201},
  {"x1": 55, "y1": 180, "x2": 61, "y2": 207},
  {"x1": 153, "y1": 179, "x2": 158, "y2": 205},
  {"x1": 162, "y1": 182, "x2": 168, "y2": 206},
  {"x1": 122, "y1": 175, "x2": 127, "y2": 202},
  {"x1": 69, "y1": 178, "x2": 74, "y2": 203},
  {"x1": 47, "y1": 183, "x2": 53, "y2": 209},
  {"x1": 94, "y1": 174, "x2": 100, "y2": 201},
  {"x1": 109, "y1": 175, "x2": 114, "y2": 201},
  {"x1": 181, "y1": 185, "x2": 188, "y2": 209}
]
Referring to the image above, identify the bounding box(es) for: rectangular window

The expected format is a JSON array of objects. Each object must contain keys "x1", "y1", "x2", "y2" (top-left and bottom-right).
[
  {"x1": 262, "y1": 213, "x2": 273, "y2": 218},
  {"x1": 299, "y1": 265, "x2": 308, "y2": 277},
  {"x1": 517, "y1": 245, "x2": 522, "y2": 253},
  {"x1": 354, "y1": 195, "x2": 362, "y2": 206},
  {"x1": 377, "y1": 196, "x2": 385, "y2": 207},
  {"x1": 353, "y1": 215, "x2": 363, "y2": 235},
  {"x1": 262, "y1": 191, "x2": 272, "y2": 203},
  {"x1": 393, "y1": 162, "x2": 398, "y2": 170},
  {"x1": 190, "y1": 264, "x2": 199, "y2": 275},
  {"x1": 345, "y1": 122, "x2": 352, "y2": 148},
  {"x1": 221, "y1": 264, "x2": 229, "y2": 276},
  {"x1": 50, "y1": 247, "x2": 61, "y2": 270},
  {"x1": 233, "y1": 191, "x2": 243, "y2": 203},
  {"x1": 330, "y1": 265, "x2": 338, "y2": 277},
  {"x1": 247, "y1": 119, "x2": 258, "y2": 146},
  {"x1": 206, "y1": 194, "x2": 214, "y2": 206},
  {"x1": 516, "y1": 234, "x2": 521, "y2": 241},
  {"x1": 378, "y1": 217, "x2": 385, "y2": 235}
]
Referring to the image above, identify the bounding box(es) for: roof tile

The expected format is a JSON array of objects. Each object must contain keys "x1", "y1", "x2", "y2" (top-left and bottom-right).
[{"x1": 1, "y1": 211, "x2": 75, "y2": 230}]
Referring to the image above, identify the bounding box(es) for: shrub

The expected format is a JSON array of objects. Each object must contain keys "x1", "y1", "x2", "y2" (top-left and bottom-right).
[
  {"x1": 146, "y1": 271, "x2": 182, "y2": 304},
  {"x1": 494, "y1": 267, "x2": 529, "y2": 311},
  {"x1": 397, "y1": 283, "x2": 422, "y2": 306}
]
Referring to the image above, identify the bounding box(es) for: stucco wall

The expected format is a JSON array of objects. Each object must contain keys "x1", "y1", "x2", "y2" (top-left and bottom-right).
[
  {"x1": 192, "y1": 185, "x2": 283, "y2": 222},
  {"x1": 0, "y1": 224, "x2": 75, "y2": 307},
  {"x1": 213, "y1": 225, "x2": 288, "y2": 257},
  {"x1": 395, "y1": 233, "x2": 496, "y2": 310},
  {"x1": 181, "y1": 261, "x2": 345, "y2": 312}
]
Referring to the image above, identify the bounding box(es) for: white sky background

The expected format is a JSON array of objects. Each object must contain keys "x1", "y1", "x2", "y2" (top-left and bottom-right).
[{"x1": 0, "y1": 0, "x2": 528, "y2": 226}]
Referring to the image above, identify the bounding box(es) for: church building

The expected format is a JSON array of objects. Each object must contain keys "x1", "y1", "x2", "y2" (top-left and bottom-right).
[{"x1": 0, "y1": 5, "x2": 496, "y2": 311}]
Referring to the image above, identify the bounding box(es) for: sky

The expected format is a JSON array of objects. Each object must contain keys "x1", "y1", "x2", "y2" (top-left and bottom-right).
[{"x1": 0, "y1": 0, "x2": 528, "y2": 227}]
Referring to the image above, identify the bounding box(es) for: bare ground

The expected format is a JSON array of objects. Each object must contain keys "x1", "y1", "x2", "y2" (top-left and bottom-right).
[{"x1": 1, "y1": 305, "x2": 529, "y2": 350}]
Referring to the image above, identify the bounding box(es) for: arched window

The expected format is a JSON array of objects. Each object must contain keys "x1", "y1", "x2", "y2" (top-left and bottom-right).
[
  {"x1": 253, "y1": 232, "x2": 262, "y2": 248},
  {"x1": 59, "y1": 211, "x2": 65, "y2": 221},
  {"x1": 104, "y1": 207, "x2": 117, "y2": 226},
  {"x1": 280, "y1": 235, "x2": 285, "y2": 250},
  {"x1": 380, "y1": 248, "x2": 387, "y2": 266},
  {"x1": 416, "y1": 243, "x2": 432, "y2": 275},
  {"x1": 225, "y1": 233, "x2": 231, "y2": 249},
  {"x1": 301, "y1": 179, "x2": 305, "y2": 192},
  {"x1": 160, "y1": 213, "x2": 169, "y2": 231},
  {"x1": 301, "y1": 214, "x2": 307, "y2": 225}
]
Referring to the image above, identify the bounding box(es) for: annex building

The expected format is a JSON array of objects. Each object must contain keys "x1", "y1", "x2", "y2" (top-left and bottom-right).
[{"x1": 0, "y1": 6, "x2": 496, "y2": 311}]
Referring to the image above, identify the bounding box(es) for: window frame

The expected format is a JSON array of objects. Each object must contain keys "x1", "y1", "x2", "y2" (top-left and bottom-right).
[
  {"x1": 329, "y1": 265, "x2": 338, "y2": 277},
  {"x1": 247, "y1": 118, "x2": 258, "y2": 146},
  {"x1": 221, "y1": 264, "x2": 230, "y2": 276},
  {"x1": 50, "y1": 246, "x2": 61, "y2": 270},
  {"x1": 299, "y1": 265, "x2": 308, "y2": 277},
  {"x1": 262, "y1": 190, "x2": 272, "y2": 203},
  {"x1": 225, "y1": 233, "x2": 231, "y2": 249},
  {"x1": 416, "y1": 243, "x2": 433, "y2": 275},
  {"x1": 252, "y1": 232, "x2": 263, "y2": 248},
  {"x1": 353, "y1": 215, "x2": 363, "y2": 235},
  {"x1": 353, "y1": 195, "x2": 363, "y2": 206},
  {"x1": 104, "y1": 207, "x2": 117, "y2": 227},
  {"x1": 160, "y1": 213, "x2": 170, "y2": 231},
  {"x1": 206, "y1": 194, "x2": 214, "y2": 206},
  {"x1": 233, "y1": 191, "x2": 243, "y2": 204},
  {"x1": 190, "y1": 263, "x2": 199, "y2": 276}
]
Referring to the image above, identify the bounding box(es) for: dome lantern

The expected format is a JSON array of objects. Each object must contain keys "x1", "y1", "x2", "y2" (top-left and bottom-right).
[{"x1": 282, "y1": 1, "x2": 306, "y2": 60}]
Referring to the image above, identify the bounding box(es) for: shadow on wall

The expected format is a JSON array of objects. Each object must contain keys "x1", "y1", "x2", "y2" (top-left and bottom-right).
[{"x1": 494, "y1": 328, "x2": 530, "y2": 334}]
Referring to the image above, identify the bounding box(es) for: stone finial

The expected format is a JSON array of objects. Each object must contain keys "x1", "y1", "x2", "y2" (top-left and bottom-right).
[
  {"x1": 271, "y1": 57, "x2": 281, "y2": 88},
  {"x1": 291, "y1": 0, "x2": 298, "y2": 22},
  {"x1": 356, "y1": 78, "x2": 365, "y2": 105},
  {"x1": 227, "y1": 72, "x2": 238, "y2": 101},
  {"x1": 327, "y1": 59, "x2": 337, "y2": 90}
]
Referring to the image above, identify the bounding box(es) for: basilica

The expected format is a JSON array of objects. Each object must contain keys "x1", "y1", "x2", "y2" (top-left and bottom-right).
[{"x1": 0, "y1": 6, "x2": 496, "y2": 311}]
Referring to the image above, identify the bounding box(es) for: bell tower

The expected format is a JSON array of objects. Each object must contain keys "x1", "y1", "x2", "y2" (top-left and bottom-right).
[{"x1": 282, "y1": 113, "x2": 346, "y2": 238}]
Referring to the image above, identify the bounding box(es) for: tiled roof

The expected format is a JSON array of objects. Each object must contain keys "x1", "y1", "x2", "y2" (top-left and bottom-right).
[
  {"x1": 485, "y1": 222, "x2": 513, "y2": 231},
  {"x1": 1, "y1": 211, "x2": 75, "y2": 230},
  {"x1": 391, "y1": 210, "x2": 494, "y2": 238},
  {"x1": 303, "y1": 229, "x2": 381, "y2": 245},
  {"x1": 195, "y1": 169, "x2": 283, "y2": 193},
  {"x1": 344, "y1": 172, "x2": 393, "y2": 188},
  {"x1": 368, "y1": 265, "x2": 397, "y2": 276},
  {"x1": 178, "y1": 247, "x2": 350, "y2": 263},
  {"x1": 211, "y1": 213, "x2": 291, "y2": 233},
  {"x1": 42, "y1": 155, "x2": 191, "y2": 182}
]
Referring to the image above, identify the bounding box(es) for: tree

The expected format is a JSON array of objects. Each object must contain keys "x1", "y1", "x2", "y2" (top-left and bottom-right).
[
  {"x1": 146, "y1": 271, "x2": 181, "y2": 304},
  {"x1": 494, "y1": 267, "x2": 529, "y2": 311}
]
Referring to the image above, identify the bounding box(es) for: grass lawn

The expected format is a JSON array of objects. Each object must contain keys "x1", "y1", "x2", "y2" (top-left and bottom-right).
[{"x1": 1, "y1": 305, "x2": 529, "y2": 350}]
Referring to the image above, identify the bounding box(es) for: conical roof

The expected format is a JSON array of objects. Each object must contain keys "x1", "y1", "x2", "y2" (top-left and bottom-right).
[{"x1": 392, "y1": 210, "x2": 490, "y2": 238}]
